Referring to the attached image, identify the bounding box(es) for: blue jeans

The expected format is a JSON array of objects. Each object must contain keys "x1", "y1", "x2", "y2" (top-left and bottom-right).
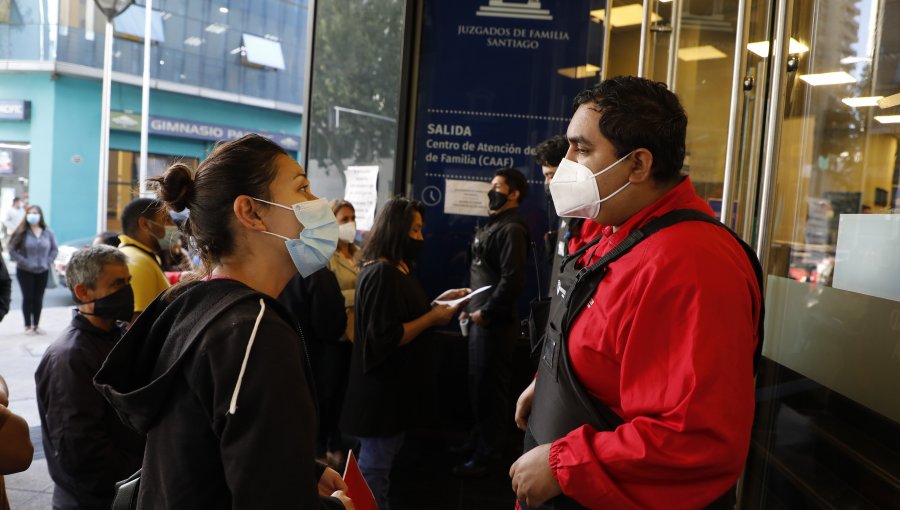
[{"x1": 357, "y1": 433, "x2": 405, "y2": 510}]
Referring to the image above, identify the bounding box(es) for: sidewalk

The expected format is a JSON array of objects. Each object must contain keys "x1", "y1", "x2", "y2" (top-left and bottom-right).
[{"x1": 1, "y1": 305, "x2": 72, "y2": 508}]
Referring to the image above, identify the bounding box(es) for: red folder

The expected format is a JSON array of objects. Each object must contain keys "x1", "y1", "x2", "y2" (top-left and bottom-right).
[{"x1": 342, "y1": 450, "x2": 378, "y2": 510}]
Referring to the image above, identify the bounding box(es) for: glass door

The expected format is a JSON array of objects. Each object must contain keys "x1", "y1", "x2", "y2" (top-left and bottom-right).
[{"x1": 740, "y1": 0, "x2": 900, "y2": 506}]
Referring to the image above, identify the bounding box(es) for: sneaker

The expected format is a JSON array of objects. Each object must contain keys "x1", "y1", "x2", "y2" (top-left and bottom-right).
[
  {"x1": 33, "y1": 327, "x2": 46, "y2": 335},
  {"x1": 25, "y1": 327, "x2": 35, "y2": 336},
  {"x1": 451, "y1": 459, "x2": 489, "y2": 478}
]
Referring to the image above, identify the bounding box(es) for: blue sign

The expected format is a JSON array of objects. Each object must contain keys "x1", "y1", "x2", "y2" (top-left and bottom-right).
[
  {"x1": 411, "y1": 0, "x2": 604, "y2": 309},
  {"x1": 109, "y1": 110, "x2": 300, "y2": 150},
  {"x1": 0, "y1": 100, "x2": 31, "y2": 120}
]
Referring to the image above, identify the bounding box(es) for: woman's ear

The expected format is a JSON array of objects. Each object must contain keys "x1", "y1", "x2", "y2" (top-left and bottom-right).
[{"x1": 232, "y1": 196, "x2": 268, "y2": 232}]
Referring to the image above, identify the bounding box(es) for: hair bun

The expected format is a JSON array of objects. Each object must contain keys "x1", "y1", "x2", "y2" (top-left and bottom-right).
[{"x1": 157, "y1": 163, "x2": 195, "y2": 212}]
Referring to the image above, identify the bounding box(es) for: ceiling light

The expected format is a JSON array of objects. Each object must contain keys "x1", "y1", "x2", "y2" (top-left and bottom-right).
[
  {"x1": 659, "y1": 0, "x2": 673, "y2": 2},
  {"x1": 840, "y1": 56, "x2": 871, "y2": 65},
  {"x1": 159, "y1": 59, "x2": 165, "y2": 65},
  {"x1": 205, "y1": 23, "x2": 228, "y2": 34},
  {"x1": 219, "y1": 7, "x2": 229, "y2": 14},
  {"x1": 557, "y1": 64, "x2": 601, "y2": 79},
  {"x1": 678, "y1": 45, "x2": 727, "y2": 62},
  {"x1": 590, "y1": 5, "x2": 662, "y2": 28},
  {"x1": 264, "y1": 34, "x2": 279, "y2": 41},
  {"x1": 184, "y1": 36, "x2": 204, "y2": 47},
  {"x1": 229, "y1": 46, "x2": 243, "y2": 55},
  {"x1": 841, "y1": 96, "x2": 883, "y2": 107},
  {"x1": 877, "y1": 92, "x2": 900, "y2": 109},
  {"x1": 874, "y1": 115, "x2": 900, "y2": 124},
  {"x1": 747, "y1": 37, "x2": 809, "y2": 57},
  {"x1": 798, "y1": 71, "x2": 856, "y2": 86},
  {"x1": 161, "y1": 11, "x2": 173, "y2": 20}
]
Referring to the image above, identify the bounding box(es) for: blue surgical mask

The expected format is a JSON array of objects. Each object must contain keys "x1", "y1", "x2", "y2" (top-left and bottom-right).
[
  {"x1": 253, "y1": 197, "x2": 339, "y2": 277},
  {"x1": 26, "y1": 213, "x2": 41, "y2": 225}
]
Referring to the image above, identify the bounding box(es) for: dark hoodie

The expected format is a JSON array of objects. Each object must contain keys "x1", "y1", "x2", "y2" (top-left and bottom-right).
[{"x1": 94, "y1": 279, "x2": 343, "y2": 509}]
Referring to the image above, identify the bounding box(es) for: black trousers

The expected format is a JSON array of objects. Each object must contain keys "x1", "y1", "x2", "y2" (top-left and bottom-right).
[
  {"x1": 468, "y1": 320, "x2": 516, "y2": 462},
  {"x1": 17, "y1": 269, "x2": 49, "y2": 328}
]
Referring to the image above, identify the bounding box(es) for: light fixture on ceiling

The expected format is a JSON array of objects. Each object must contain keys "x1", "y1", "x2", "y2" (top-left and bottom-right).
[
  {"x1": 798, "y1": 71, "x2": 856, "y2": 86},
  {"x1": 590, "y1": 5, "x2": 662, "y2": 28},
  {"x1": 874, "y1": 115, "x2": 900, "y2": 124},
  {"x1": 184, "y1": 36, "x2": 204, "y2": 47},
  {"x1": 840, "y1": 56, "x2": 871, "y2": 65},
  {"x1": 205, "y1": 23, "x2": 228, "y2": 34},
  {"x1": 841, "y1": 96, "x2": 883, "y2": 107},
  {"x1": 678, "y1": 45, "x2": 728, "y2": 62},
  {"x1": 557, "y1": 64, "x2": 601, "y2": 79},
  {"x1": 747, "y1": 38, "x2": 809, "y2": 57},
  {"x1": 219, "y1": 7, "x2": 229, "y2": 14},
  {"x1": 877, "y1": 92, "x2": 900, "y2": 109}
]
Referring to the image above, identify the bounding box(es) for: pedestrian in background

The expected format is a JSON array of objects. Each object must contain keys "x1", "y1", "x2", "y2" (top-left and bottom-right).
[
  {"x1": 94, "y1": 134, "x2": 352, "y2": 509},
  {"x1": 2, "y1": 197, "x2": 25, "y2": 249},
  {"x1": 117, "y1": 199, "x2": 174, "y2": 320},
  {"x1": 0, "y1": 373, "x2": 34, "y2": 510},
  {"x1": 0, "y1": 254, "x2": 10, "y2": 324},
  {"x1": 9, "y1": 205, "x2": 58, "y2": 335},
  {"x1": 341, "y1": 197, "x2": 468, "y2": 510},
  {"x1": 36, "y1": 245, "x2": 144, "y2": 510}
]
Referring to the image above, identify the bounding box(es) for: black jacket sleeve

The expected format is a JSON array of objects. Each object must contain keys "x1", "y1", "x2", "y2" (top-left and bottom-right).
[
  {"x1": 0, "y1": 256, "x2": 10, "y2": 321},
  {"x1": 481, "y1": 222, "x2": 529, "y2": 319}
]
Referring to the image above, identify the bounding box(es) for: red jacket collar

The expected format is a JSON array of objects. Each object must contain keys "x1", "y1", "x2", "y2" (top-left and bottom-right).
[{"x1": 597, "y1": 177, "x2": 714, "y2": 253}]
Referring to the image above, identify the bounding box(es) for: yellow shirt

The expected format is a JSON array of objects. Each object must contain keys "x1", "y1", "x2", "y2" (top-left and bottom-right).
[{"x1": 118, "y1": 234, "x2": 170, "y2": 313}]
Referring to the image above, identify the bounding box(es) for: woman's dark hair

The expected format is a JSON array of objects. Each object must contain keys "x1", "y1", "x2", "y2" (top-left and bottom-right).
[
  {"x1": 361, "y1": 197, "x2": 425, "y2": 265},
  {"x1": 148, "y1": 134, "x2": 288, "y2": 279},
  {"x1": 331, "y1": 199, "x2": 355, "y2": 216},
  {"x1": 10, "y1": 205, "x2": 46, "y2": 251},
  {"x1": 573, "y1": 76, "x2": 687, "y2": 183},
  {"x1": 534, "y1": 135, "x2": 568, "y2": 167}
]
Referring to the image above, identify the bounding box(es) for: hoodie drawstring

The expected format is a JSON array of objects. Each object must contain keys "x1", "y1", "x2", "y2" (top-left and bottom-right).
[{"x1": 228, "y1": 298, "x2": 266, "y2": 415}]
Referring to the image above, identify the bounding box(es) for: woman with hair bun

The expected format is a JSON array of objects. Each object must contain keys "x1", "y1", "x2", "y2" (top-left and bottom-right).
[{"x1": 94, "y1": 134, "x2": 354, "y2": 509}]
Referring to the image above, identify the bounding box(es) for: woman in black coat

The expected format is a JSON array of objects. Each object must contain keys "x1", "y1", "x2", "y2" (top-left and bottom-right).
[{"x1": 341, "y1": 197, "x2": 468, "y2": 510}]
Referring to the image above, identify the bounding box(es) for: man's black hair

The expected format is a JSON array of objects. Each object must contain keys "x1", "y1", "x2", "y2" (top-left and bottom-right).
[
  {"x1": 121, "y1": 198, "x2": 164, "y2": 237},
  {"x1": 534, "y1": 135, "x2": 568, "y2": 167},
  {"x1": 495, "y1": 167, "x2": 528, "y2": 202},
  {"x1": 573, "y1": 76, "x2": 687, "y2": 183}
]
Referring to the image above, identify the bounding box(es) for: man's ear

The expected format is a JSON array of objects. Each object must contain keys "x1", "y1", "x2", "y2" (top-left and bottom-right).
[
  {"x1": 73, "y1": 283, "x2": 92, "y2": 303},
  {"x1": 628, "y1": 148, "x2": 655, "y2": 184},
  {"x1": 232, "y1": 196, "x2": 268, "y2": 231},
  {"x1": 509, "y1": 189, "x2": 521, "y2": 203}
]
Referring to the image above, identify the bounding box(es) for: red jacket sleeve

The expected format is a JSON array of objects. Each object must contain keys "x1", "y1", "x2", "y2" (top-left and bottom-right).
[{"x1": 549, "y1": 231, "x2": 761, "y2": 510}]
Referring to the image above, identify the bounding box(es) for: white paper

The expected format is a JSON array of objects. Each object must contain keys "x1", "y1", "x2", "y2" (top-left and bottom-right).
[
  {"x1": 344, "y1": 166, "x2": 379, "y2": 231},
  {"x1": 444, "y1": 179, "x2": 491, "y2": 217},
  {"x1": 833, "y1": 214, "x2": 900, "y2": 301},
  {"x1": 432, "y1": 285, "x2": 492, "y2": 307}
]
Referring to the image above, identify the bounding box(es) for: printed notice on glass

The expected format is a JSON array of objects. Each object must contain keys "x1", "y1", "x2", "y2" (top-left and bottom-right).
[
  {"x1": 444, "y1": 179, "x2": 491, "y2": 217},
  {"x1": 344, "y1": 166, "x2": 379, "y2": 231}
]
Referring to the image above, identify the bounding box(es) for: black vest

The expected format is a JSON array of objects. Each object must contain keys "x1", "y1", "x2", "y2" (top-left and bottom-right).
[{"x1": 522, "y1": 209, "x2": 764, "y2": 510}]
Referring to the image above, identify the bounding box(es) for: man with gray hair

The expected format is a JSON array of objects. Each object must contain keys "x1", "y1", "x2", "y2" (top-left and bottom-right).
[{"x1": 35, "y1": 245, "x2": 144, "y2": 510}]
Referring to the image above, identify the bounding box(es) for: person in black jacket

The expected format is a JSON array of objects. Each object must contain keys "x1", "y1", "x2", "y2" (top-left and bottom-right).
[
  {"x1": 93, "y1": 134, "x2": 353, "y2": 510},
  {"x1": 35, "y1": 245, "x2": 143, "y2": 510},
  {"x1": 340, "y1": 197, "x2": 467, "y2": 510},
  {"x1": 279, "y1": 268, "x2": 349, "y2": 467},
  {"x1": 455, "y1": 167, "x2": 530, "y2": 478},
  {"x1": 0, "y1": 255, "x2": 10, "y2": 323}
]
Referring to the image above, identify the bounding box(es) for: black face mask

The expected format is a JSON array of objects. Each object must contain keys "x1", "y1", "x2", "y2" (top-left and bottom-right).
[
  {"x1": 403, "y1": 237, "x2": 425, "y2": 262},
  {"x1": 488, "y1": 190, "x2": 509, "y2": 211},
  {"x1": 82, "y1": 284, "x2": 134, "y2": 323}
]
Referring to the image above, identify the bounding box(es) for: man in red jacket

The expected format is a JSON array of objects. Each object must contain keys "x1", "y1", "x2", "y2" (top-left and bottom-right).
[{"x1": 510, "y1": 76, "x2": 762, "y2": 509}]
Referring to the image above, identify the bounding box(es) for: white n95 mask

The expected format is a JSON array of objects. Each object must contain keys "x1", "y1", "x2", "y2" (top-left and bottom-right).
[{"x1": 548, "y1": 151, "x2": 633, "y2": 219}]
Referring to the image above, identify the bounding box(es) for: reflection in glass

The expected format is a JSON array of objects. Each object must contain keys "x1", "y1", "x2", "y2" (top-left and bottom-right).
[{"x1": 742, "y1": 0, "x2": 900, "y2": 506}]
